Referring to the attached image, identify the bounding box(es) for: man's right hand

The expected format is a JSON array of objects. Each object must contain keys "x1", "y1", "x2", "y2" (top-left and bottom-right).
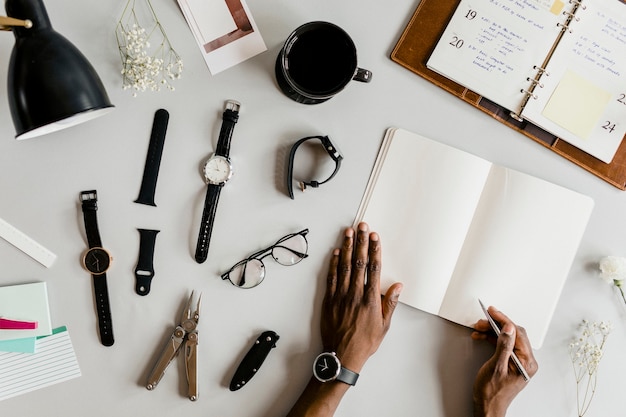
[{"x1": 471, "y1": 307, "x2": 539, "y2": 417}]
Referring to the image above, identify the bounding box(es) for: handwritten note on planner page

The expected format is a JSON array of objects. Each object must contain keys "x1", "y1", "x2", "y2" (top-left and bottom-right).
[{"x1": 427, "y1": 0, "x2": 566, "y2": 112}]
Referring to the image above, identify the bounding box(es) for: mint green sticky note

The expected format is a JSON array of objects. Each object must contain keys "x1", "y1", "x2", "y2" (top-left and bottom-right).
[{"x1": 0, "y1": 336, "x2": 37, "y2": 353}]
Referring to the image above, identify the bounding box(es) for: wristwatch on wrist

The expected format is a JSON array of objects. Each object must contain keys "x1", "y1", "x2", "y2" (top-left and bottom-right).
[
  {"x1": 313, "y1": 352, "x2": 359, "y2": 386},
  {"x1": 194, "y1": 100, "x2": 240, "y2": 264},
  {"x1": 80, "y1": 190, "x2": 115, "y2": 347}
]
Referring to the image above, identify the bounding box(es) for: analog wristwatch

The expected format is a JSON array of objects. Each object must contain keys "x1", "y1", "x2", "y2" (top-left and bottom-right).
[
  {"x1": 80, "y1": 190, "x2": 114, "y2": 347},
  {"x1": 313, "y1": 352, "x2": 359, "y2": 385},
  {"x1": 195, "y1": 100, "x2": 240, "y2": 263}
]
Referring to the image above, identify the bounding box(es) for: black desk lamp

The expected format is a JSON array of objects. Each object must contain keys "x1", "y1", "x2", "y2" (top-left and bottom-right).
[{"x1": 2, "y1": 0, "x2": 114, "y2": 140}]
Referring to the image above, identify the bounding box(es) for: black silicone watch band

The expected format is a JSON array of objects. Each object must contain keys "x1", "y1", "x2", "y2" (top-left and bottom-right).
[
  {"x1": 135, "y1": 228, "x2": 160, "y2": 296},
  {"x1": 195, "y1": 185, "x2": 221, "y2": 263},
  {"x1": 194, "y1": 100, "x2": 239, "y2": 264},
  {"x1": 80, "y1": 190, "x2": 114, "y2": 347},
  {"x1": 135, "y1": 109, "x2": 169, "y2": 206},
  {"x1": 93, "y1": 273, "x2": 114, "y2": 346}
]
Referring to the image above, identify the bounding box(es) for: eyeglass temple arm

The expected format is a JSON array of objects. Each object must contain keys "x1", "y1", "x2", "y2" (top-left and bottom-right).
[{"x1": 0, "y1": 16, "x2": 33, "y2": 31}]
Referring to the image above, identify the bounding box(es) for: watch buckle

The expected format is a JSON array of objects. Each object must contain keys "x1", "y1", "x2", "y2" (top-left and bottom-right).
[
  {"x1": 225, "y1": 100, "x2": 241, "y2": 113},
  {"x1": 80, "y1": 190, "x2": 98, "y2": 202}
]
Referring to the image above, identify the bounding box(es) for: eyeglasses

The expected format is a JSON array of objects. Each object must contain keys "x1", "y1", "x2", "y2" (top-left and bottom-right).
[{"x1": 221, "y1": 229, "x2": 309, "y2": 289}]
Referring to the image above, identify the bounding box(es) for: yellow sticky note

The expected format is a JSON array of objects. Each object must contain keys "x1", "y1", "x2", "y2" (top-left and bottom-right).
[
  {"x1": 542, "y1": 70, "x2": 611, "y2": 140},
  {"x1": 550, "y1": 0, "x2": 565, "y2": 15}
]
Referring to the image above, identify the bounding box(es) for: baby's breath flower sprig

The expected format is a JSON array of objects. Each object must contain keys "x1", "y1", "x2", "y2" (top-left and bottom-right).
[
  {"x1": 568, "y1": 319, "x2": 611, "y2": 417},
  {"x1": 598, "y1": 255, "x2": 626, "y2": 306},
  {"x1": 116, "y1": 0, "x2": 183, "y2": 97}
]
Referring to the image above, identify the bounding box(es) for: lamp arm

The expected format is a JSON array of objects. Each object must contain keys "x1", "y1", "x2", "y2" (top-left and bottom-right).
[{"x1": 0, "y1": 16, "x2": 32, "y2": 31}]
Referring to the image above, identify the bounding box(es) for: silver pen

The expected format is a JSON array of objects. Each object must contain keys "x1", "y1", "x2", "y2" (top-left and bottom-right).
[{"x1": 478, "y1": 299, "x2": 530, "y2": 381}]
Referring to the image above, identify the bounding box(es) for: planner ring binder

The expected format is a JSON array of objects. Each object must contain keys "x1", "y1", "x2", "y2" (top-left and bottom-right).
[
  {"x1": 511, "y1": 0, "x2": 585, "y2": 120},
  {"x1": 556, "y1": 22, "x2": 573, "y2": 32}
]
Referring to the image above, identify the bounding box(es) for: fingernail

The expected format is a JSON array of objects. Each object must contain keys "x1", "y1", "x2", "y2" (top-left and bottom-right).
[
  {"x1": 370, "y1": 232, "x2": 379, "y2": 242},
  {"x1": 345, "y1": 228, "x2": 354, "y2": 237},
  {"x1": 393, "y1": 284, "x2": 403, "y2": 298},
  {"x1": 358, "y1": 222, "x2": 368, "y2": 232}
]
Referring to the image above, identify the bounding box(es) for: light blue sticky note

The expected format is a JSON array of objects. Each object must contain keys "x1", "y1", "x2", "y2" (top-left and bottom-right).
[{"x1": 0, "y1": 336, "x2": 37, "y2": 353}]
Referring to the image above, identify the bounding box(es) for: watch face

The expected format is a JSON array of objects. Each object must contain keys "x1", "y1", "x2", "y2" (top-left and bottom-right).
[
  {"x1": 313, "y1": 352, "x2": 341, "y2": 382},
  {"x1": 82, "y1": 247, "x2": 111, "y2": 275},
  {"x1": 203, "y1": 155, "x2": 233, "y2": 185}
]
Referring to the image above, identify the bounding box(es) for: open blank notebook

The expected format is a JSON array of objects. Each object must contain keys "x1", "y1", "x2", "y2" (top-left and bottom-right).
[{"x1": 354, "y1": 128, "x2": 594, "y2": 348}]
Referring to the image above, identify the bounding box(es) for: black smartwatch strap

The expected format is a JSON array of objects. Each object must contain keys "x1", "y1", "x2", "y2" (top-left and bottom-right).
[
  {"x1": 93, "y1": 273, "x2": 114, "y2": 346},
  {"x1": 135, "y1": 228, "x2": 160, "y2": 296},
  {"x1": 80, "y1": 190, "x2": 102, "y2": 248},
  {"x1": 215, "y1": 102, "x2": 240, "y2": 157},
  {"x1": 195, "y1": 185, "x2": 221, "y2": 263},
  {"x1": 338, "y1": 367, "x2": 359, "y2": 386},
  {"x1": 135, "y1": 109, "x2": 170, "y2": 206},
  {"x1": 287, "y1": 135, "x2": 343, "y2": 199}
]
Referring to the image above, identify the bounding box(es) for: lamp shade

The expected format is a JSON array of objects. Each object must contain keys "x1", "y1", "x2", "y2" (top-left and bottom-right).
[{"x1": 6, "y1": 0, "x2": 114, "y2": 140}]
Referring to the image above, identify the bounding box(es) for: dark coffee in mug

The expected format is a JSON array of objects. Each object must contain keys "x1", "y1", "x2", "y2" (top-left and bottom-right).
[
  {"x1": 287, "y1": 25, "x2": 356, "y2": 95},
  {"x1": 276, "y1": 21, "x2": 372, "y2": 104}
]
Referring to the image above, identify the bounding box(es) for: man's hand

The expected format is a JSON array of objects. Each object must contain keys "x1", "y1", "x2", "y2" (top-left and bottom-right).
[
  {"x1": 471, "y1": 307, "x2": 539, "y2": 417},
  {"x1": 320, "y1": 222, "x2": 403, "y2": 373},
  {"x1": 286, "y1": 222, "x2": 402, "y2": 417}
]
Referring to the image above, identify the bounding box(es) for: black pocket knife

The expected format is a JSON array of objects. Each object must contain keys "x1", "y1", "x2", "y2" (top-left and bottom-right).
[{"x1": 229, "y1": 330, "x2": 279, "y2": 391}]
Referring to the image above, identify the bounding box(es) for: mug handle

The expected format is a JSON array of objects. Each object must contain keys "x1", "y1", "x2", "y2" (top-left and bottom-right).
[{"x1": 353, "y1": 67, "x2": 372, "y2": 83}]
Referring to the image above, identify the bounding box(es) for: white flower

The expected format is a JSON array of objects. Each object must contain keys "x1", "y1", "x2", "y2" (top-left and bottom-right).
[
  {"x1": 599, "y1": 256, "x2": 626, "y2": 284},
  {"x1": 116, "y1": 0, "x2": 183, "y2": 96},
  {"x1": 569, "y1": 319, "x2": 611, "y2": 416}
]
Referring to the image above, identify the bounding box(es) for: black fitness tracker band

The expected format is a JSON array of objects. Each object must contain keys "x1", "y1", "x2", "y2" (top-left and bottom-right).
[
  {"x1": 287, "y1": 135, "x2": 343, "y2": 199},
  {"x1": 80, "y1": 190, "x2": 115, "y2": 347},
  {"x1": 134, "y1": 228, "x2": 160, "y2": 296},
  {"x1": 135, "y1": 108, "x2": 169, "y2": 206}
]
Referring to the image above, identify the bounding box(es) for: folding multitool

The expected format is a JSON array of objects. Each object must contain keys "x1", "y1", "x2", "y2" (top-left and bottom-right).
[{"x1": 146, "y1": 291, "x2": 201, "y2": 401}]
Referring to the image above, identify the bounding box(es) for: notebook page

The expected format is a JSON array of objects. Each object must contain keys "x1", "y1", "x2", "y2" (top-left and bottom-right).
[
  {"x1": 521, "y1": 0, "x2": 626, "y2": 163},
  {"x1": 438, "y1": 166, "x2": 593, "y2": 348},
  {"x1": 359, "y1": 129, "x2": 492, "y2": 315},
  {"x1": 427, "y1": 0, "x2": 565, "y2": 112}
]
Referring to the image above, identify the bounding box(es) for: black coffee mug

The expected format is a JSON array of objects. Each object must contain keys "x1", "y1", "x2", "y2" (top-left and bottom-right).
[{"x1": 275, "y1": 21, "x2": 372, "y2": 104}]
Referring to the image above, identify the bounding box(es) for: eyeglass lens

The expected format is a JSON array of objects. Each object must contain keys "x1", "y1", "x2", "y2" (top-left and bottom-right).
[{"x1": 226, "y1": 231, "x2": 308, "y2": 289}]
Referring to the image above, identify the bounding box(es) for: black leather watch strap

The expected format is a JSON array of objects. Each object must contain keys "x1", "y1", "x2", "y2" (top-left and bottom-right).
[
  {"x1": 195, "y1": 185, "x2": 221, "y2": 263},
  {"x1": 93, "y1": 273, "x2": 114, "y2": 346},
  {"x1": 194, "y1": 100, "x2": 240, "y2": 264},
  {"x1": 80, "y1": 190, "x2": 103, "y2": 248},
  {"x1": 80, "y1": 190, "x2": 114, "y2": 347},
  {"x1": 135, "y1": 228, "x2": 160, "y2": 296},
  {"x1": 135, "y1": 109, "x2": 169, "y2": 206},
  {"x1": 215, "y1": 101, "x2": 239, "y2": 157}
]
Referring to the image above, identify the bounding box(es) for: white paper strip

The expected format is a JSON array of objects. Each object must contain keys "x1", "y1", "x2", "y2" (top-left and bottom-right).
[{"x1": 0, "y1": 216, "x2": 56, "y2": 268}]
